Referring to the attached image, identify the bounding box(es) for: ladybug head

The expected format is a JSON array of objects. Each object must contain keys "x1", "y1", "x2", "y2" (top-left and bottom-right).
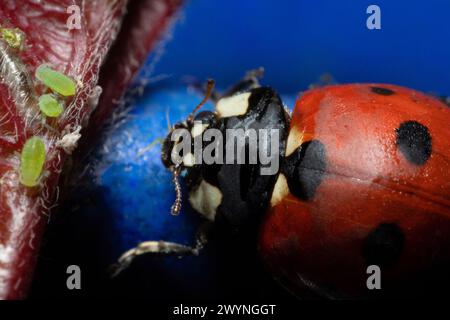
[{"x1": 160, "y1": 80, "x2": 216, "y2": 215}]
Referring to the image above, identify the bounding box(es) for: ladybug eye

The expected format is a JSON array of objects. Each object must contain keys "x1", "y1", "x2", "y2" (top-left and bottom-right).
[
  {"x1": 35, "y1": 65, "x2": 76, "y2": 97},
  {"x1": 20, "y1": 136, "x2": 46, "y2": 187}
]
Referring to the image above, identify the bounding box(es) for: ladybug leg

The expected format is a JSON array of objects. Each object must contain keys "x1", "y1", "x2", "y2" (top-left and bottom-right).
[
  {"x1": 108, "y1": 223, "x2": 211, "y2": 277},
  {"x1": 192, "y1": 67, "x2": 264, "y2": 102}
]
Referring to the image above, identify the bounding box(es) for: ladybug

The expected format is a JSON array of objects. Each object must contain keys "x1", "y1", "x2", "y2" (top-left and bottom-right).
[
  {"x1": 259, "y1": 83, "x2": 450, "y2": 298},
  {"x1": 112, "y1": 71, "x2": 450, "y2": 298}
]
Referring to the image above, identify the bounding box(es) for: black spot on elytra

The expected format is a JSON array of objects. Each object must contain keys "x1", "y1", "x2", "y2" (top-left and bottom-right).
[
  {"x1": 396, "y1": 121, "x2": 432, "y2": 165},
  {"x1": 363, "y1": 223, "x2": 405, "y2": 267},
  {"x1": 283, "y1": 140, "x2": 326, "y2": 201},
  {"x1": 371, "y1": 86, "x2": 395, "y2": 96}
]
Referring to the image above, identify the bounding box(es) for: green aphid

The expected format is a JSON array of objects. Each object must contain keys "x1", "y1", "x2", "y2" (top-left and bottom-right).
[
  {"x1": 35, "y1": 65, "x2": 76, "y2": 97},
  {"x1": 39, "y1": 94, "x2": 63, "y2": 117},
  {"x1": 20, "y1": 136, "x2": 46, "y2": 187},
  {"x1": 1, "y1": 27, "x2": 25, "y2": 50}
]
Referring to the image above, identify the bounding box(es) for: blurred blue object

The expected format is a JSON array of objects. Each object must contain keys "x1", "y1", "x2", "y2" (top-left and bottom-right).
[
  {"x1": 154, "y1": 0, "x2": 450, "y2": 95},
  {"x1": 31, "y1": 0, "x2": 450, "y2": 299}
]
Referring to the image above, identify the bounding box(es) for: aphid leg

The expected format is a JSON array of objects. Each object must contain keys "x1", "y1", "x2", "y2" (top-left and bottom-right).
[
  {"x1": 109, "y1": 223, "x2": 210, "y2": 277},
  {"x1": 170, "y1": 165, "x2": 182, "y2": 215},
  {"x1": 186, "y1": 79, "x2": 215, "y2": 124},
  {"x1": 221, "y1": 67, "x2": 264, "y2": 98}
]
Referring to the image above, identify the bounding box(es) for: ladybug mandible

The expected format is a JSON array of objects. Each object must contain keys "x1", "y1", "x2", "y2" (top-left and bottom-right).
[{"x1": 112, "y1": 71, "x2": 450, "y2": 298}]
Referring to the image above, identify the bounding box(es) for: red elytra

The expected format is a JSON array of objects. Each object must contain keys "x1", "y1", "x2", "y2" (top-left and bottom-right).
[{"x1": 258, "y1": 84, "x2": 450, "y2": 298}]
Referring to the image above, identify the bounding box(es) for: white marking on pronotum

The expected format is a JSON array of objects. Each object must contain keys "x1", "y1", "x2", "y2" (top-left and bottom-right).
[
  {"x1": 0, "y1": 40, "x2": 40, "y2": 128},
  {"x1": 189, "y1": 179, "x2": 223, "y2": 221},
  {"x1": 216, "y1": 92, "x2": 251, "y2": 118},
  {"x1": 270, "y1": 173, "x2": 289, "y2": 207},
  {"x1": 285, "y1": 126, "x2": 303, "y2": 157}
]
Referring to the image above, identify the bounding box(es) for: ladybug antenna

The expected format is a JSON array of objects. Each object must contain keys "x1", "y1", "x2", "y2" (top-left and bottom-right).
[
  {"x1": 170, "y1": 165, "x2": 182, "y2": 215},
  {"x1": 187, "y1": 79, "x2": 215, "y2": 123}
]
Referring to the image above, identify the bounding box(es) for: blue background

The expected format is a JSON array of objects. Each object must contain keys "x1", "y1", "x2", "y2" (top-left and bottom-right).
[
  {"x1": 31, "y1": 0, "x2": 450, "y2": 299},
  {"x1": 154, "y1": 0, "x2": 450, "y2": 96}
]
